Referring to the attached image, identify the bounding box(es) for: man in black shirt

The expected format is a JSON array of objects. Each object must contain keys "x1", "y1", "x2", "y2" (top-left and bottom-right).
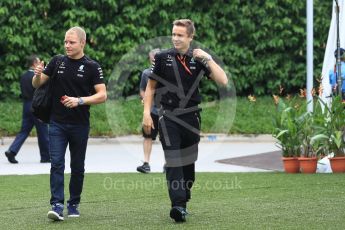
[
  {"x1": 142, "y1": 19, "x2": 228, "y2": 222},
  {"x1": 33, "y1": 26, "x2": 107, "y2": 221},
  {"x1": 4, "y1": 55, "x2": 50, "y2": 164}
]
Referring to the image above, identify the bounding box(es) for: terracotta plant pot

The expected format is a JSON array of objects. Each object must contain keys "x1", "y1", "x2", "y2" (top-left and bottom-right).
[
  {"x1": 298, "y1": 157, "x2": 318, "y2": 174},
  {"x1": 329, "y1": 157, "x2": 345, "y2": 173},
  {"x1": 282, "y1": 157, "x2": 300, "y2": 173}
]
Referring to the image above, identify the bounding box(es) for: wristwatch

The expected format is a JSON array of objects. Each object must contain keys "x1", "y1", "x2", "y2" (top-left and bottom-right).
[
  {"x1": 201, "y1": 55, "x2": 212, "y2": 66},
  {"x1": 204, "y1": 54, "x2": 212, "y2": 62},
  {"x1": 78, "y1": 97, "x2": 84, "y2": 106}
]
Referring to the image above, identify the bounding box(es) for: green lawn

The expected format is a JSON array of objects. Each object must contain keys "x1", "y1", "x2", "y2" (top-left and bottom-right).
[
  {"x1": 1, "y1": 172, "x2": 345, "y2": 229},
  {"x1": 0, "y1": 96, "x2": 283, "y2": 136}
]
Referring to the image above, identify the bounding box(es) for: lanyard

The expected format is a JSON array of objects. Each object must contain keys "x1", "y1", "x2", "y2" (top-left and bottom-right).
[{"x1": 176, "y1": 55, "x2": 192, "y2": 76}]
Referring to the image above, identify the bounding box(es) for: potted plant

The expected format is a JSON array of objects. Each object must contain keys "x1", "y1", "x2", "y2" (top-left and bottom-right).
[
  {"x1": 297, "y1": 110, "x2": 320, "y2": 174},
  {"x1": 272, "y1": 87, "x2": 345, "y2": 173},
  {"x1": 297, "y1": 95, "x2": 331, "y2": 174},
  {"x1": 272, "y1": 95, "x2": 301, "y2": 173},
  {"x1": 322, "y1": 95, "x2": 345, "y2": 172}
]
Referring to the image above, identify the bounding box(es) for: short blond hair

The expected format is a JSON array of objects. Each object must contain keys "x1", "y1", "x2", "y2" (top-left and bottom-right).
[
  {"x1": 67, "y1": 26, "x2": 86, "y2": 42},
  {"x1": 172, "y1": 19, "x2": 195, "y2": 37}
]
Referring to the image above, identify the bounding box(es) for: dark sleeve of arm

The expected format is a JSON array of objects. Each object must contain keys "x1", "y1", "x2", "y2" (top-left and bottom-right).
[
  {"x1": 91, "y1": 61, "x2": 105, "y2": 85},
  {"x1": 19, "y1": 74, "x2": 25, "y2": 99},
  {"x1": 149, "y1": 53, "x2": 161, "y2": 80},
  {"x1": 42, "y1": 55, "x2": 60, "y2": 77},
  {"x1": 19, "y1": 74, "x2": 25, "y2": 93},
  {"x1": 139, "y1": 70, "x2": 148, "y2": 91}
]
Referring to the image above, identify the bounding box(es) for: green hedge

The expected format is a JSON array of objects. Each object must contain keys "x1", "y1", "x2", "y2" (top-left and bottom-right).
[{"x1": 0, "y1": 0, "x2": 332, "y2": 99}]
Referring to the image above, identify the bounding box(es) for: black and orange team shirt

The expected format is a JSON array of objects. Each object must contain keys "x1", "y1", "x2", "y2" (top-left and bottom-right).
[{"x1": 149, "y1": 48, "x2": 210, "y2": 109}]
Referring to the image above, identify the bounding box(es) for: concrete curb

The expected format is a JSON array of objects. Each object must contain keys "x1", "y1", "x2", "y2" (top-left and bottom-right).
[{"x1": 0, "y1": 134, "x2": 276, "y2": 145}]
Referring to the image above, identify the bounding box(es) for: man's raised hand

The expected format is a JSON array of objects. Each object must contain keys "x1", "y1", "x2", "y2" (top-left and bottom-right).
[{"x1": 34, "y1": 60, "x2": 44, "y2": 77}]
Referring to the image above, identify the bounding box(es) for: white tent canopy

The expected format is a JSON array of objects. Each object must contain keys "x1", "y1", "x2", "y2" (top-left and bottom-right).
[{"x1": 321, "y1": 0, "x2": 345, "y2": 100}]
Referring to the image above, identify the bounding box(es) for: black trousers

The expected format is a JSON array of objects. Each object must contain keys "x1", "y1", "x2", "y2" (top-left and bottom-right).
[{"x1": 159, "y1": 112, "x2": 200, "y2": 208}]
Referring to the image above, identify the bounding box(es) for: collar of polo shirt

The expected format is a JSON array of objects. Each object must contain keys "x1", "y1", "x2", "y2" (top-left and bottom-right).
[{"x1": 172, "y1": 48, "x2": 194, "y2": 58}]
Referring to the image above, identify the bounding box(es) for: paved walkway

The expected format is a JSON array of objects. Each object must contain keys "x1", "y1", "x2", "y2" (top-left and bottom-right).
[{"x1": 0, "y1": 134, "x2": 280, "y2": 175}]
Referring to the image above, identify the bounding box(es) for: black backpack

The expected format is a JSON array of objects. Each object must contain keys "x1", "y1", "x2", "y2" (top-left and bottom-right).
[{"x1": 31, "y1": 55, "x2": 64, "y2": 123}]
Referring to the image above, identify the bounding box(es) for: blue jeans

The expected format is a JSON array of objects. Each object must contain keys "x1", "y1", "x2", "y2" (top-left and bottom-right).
[
  {"x1": 8, "y1": 100, "x2": 49, "y2": 160},
  {"x1": 49, "y1": 121, "x2": 89, "y2": 206}
]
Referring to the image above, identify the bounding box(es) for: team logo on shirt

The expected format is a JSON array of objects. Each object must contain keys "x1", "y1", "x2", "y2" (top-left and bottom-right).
[
  {"x1": 77, "y1": 65, "x2": 85, "y2": 77},
  {"x1": 59, "y1": 62, "x2": 65, "y2": 69},
  {"x1": 78, "y1": 65, "x2": 85, "y2": 72},
  {"x1": 190, "y1": 58, "x2": 196, "y2": 69},
  {"x1": 57, "y1": 62, "x2": 65, "y2": 74},
  {"x1": 165, "y1": 54, "x2": 173, "y2": 66},
  {"x1": 167, "y1": 55, "x2": 173, "y2": 62}
]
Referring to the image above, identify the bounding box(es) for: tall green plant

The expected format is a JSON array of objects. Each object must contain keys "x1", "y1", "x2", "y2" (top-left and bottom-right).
[
  {"x1": 283, "y1": 95, "x2": 344, "y2": 158},
  {"x1": 272, "y1": 96, "x2": 303, "y2": 157},
  {"x1": 306, "y1": 98, "x2": 328, "y2": 157},
  {"x1": 317, "y1": 95, "x2": 345, "y2": 156}
]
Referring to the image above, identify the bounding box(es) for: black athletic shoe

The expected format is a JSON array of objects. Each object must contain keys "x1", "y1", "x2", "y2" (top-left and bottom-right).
[
  {"x1": 170, "y1": 206, "x2": 188, "y2": 222},
  {"x1": 40, "y1": 159, "x2": 51, "y2": 163},
  {"x1": 137, "y1": 162, "x2": 150, "y2": 173},
  {"x1": 5, "y1": 151, "x2": 18, "y2": 164}
]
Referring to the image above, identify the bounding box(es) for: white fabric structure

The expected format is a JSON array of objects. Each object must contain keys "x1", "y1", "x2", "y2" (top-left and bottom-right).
[{"x1": 321, "y1": 0, "x2": 345, "y2": 100}]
